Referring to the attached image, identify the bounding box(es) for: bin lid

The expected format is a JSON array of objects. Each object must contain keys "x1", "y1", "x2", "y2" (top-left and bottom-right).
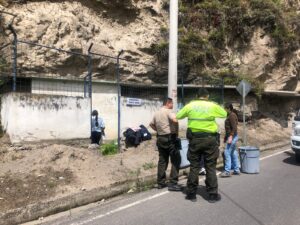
[{"x1": 239, "y1": 146, "x2": 259, "y2": 151}]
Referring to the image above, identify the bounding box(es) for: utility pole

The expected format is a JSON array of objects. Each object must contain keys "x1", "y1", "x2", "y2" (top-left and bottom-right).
[
  {"x1": 117, "y1": 50, "x2": 124, "y2": 151},
  {"x1": 168, "y1": 0, "x2": 178, "y2": 111},
  {"x1": 87, "y1": 43, "x2": 94, "y2": 138}
]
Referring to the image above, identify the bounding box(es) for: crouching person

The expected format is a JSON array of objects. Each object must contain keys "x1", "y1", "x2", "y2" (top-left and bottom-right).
[
  {"x1": 150, "y1": 97, "x2": 182, "y2": 191},
  {"x1": 91, "y1": 110, "x2": 105, "y2": 145}
]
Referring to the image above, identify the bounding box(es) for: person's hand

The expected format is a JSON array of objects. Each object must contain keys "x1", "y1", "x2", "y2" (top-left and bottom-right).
[{"x1": 227, "y1": 135, "x2": 233, "y2": 144}]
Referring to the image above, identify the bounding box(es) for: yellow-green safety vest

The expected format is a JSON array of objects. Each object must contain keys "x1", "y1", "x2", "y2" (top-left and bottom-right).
[{"x1": 176, "y1": 100, "x2": 227, "y2": 133}]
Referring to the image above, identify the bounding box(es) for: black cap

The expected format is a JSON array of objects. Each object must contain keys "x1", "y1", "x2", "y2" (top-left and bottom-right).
[{"x1": 197, "y1": 88, "x2": 209, "y2": 98}]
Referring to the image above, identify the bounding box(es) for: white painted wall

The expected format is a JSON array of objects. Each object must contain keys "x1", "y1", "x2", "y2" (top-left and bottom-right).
[
  {"x1": 30, "y1": 79, "x2": 184, "y2": 139},
  {"x1": 92, "y1": 83, "x2": 118, "y2": 139},
  {"x1": 90, "y1": 83, "x2": 166, "y2": 139},
  {"x1": 27, "y1": 79, "x2": 226, "y2": 140},
  {"x1": 1, "y1": 93, "x2": 90, "y2": 143}
]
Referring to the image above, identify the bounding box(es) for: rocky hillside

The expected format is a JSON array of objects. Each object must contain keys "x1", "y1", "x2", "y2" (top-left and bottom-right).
[
  {"x1": 0, "y1": 0, "x2": 167, "y2": 82},
  {"x1": 0, "y1": 0, "x2": 300, "y2": 92}
]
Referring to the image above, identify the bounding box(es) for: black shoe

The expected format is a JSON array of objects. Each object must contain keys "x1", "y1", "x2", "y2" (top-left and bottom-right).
[
  {"x1": 185, "y1": 194, "x2": 197, "y2": 202},
  {"x1": 168, "y1": 184, "x2": 182, "y2": 192},
  {"x1": 233, "y1": 171, "x2": 241, "y2": 175},
  {"x1": 157, "y1": 184, "x2": 167, "y2": 189},
  {"x1": 208, "y1": 193, "x2": 221, "y2": 203}
]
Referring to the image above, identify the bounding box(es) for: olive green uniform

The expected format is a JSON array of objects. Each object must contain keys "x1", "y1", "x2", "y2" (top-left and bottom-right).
[
  {"x1": 156, "y1": 134, "x2": 180, "y2": 185},
  {"x1": 176, "y1": 100, "x2": 227, "y2": 195}
]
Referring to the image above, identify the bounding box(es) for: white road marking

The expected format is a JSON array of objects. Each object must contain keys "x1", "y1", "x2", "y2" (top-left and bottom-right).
[
  {"x1": 260, "y1": 149, "x2": 290, "y2": 160},
  {"x1": 73, "y1": 148, "x2": 291, "y2": 224},
  {"x1": 71, "y1": 191, "x2": 169, "y2": 225}
]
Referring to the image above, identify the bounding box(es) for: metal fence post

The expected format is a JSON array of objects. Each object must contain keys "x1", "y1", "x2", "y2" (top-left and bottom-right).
[
  {"x1": 116, "y1": 50, "x2": 124, "y2": 151},
  {"x1": 8, "y1": 24, "x2": 17, "y2": 92}
]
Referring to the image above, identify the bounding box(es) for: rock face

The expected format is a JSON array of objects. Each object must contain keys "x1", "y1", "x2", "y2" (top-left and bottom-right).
[
  {"x1": 1, "y1": 0, "x2": 167, "y2": 82},
  {"x1": 1, "y1": 0, "x2": 300, "y2": 91},
  {"x1": 228, "y1": 28, "x2": 300, "y2": 91}
]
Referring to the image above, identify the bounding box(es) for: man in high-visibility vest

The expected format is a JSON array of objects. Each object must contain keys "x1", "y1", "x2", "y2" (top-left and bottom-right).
[{"x1": 176, "y1": 88, "x2": 227, "y2": 203}]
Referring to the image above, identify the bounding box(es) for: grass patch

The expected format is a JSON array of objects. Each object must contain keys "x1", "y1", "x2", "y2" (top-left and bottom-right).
[
  {"x1": 100, "y1": 141, "x2": 118, "y2": 156},
  {"x1": 128, "y1": 168, "x2": 141, "y2": 178},
  {"x1": 142, "y1": 162, "x2": 156, "y2": 170}
]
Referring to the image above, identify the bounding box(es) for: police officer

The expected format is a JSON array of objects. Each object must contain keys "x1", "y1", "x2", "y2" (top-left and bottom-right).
[
  {"x1": 176, "y1": 89, "x2": 227, "y2": 202},
  {"x1": 150, "y1": 97, "x2": 182, "y2": 191}
]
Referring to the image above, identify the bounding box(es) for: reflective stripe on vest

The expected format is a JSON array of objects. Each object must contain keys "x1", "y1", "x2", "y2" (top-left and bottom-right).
[{"x1": 188, "y1": 118, "x2": 214, "y2": 121}]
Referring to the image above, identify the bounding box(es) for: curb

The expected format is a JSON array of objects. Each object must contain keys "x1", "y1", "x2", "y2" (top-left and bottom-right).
[{"x1": 0, "y1": 141, "x2": 290, "y2": 225}]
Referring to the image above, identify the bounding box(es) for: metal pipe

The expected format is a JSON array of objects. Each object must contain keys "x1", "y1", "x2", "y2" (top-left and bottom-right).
[
  {"x1": 18, "y1": 40, "x2": 88, "y2": 57},
  {"x1": 8, "y1": 24, "x2": 17, "y2": 92},
  {"x1": 168, "y1": 0, "x2": 178, "y2": 110},
  {"x1": 90, "y1": 51, "x2": 168, "y2": 71},
  {"x1": 117, "y1": 49, "x2": 124, "y2": 151},
  {"x1": 242, "y1": 82, "x2": 247, "y2": 145}
]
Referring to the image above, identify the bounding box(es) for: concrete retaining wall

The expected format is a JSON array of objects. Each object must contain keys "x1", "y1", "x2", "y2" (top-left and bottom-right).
[
  {"x1": 1, "y1": 79, "x2": 231, "y2": 142},
  {"x1": 1, "y1": 93, "x2": 90, "y2": 143}
]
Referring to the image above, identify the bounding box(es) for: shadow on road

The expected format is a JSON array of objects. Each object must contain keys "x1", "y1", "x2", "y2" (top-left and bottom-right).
[
  {"x1": 180, "y1": 185, "x2": 210, "y2": 201},
  {"x1": 282, "y1": 151, "x2": 300, "y2": 166}
]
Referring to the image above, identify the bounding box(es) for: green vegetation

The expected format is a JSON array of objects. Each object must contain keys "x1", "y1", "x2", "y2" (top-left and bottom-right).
[
  {"x1": 128, "y1": 168, "x2": 141, "y2": 178},
  {"x1": 100, "y1": 141, "x2": 118, "y2": 156},
  {"x1": 142, "y1": 162, "x2": 156, "y2": 170},
  {"x1": 223, "y1": 73, "x2": 265, "y2": 98},
  {"x1": 154, "y1": 0, "x2": 300, "y2": 96}
]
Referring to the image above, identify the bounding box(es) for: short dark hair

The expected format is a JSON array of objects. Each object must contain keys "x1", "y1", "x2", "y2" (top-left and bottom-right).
[
  {"x1": 197, "y1": 88, "x2": 209, "y2": 98},
  {"x1": 225, "y1": 103, "x2": 233, "y2": 111},
  {"x1": 92, "y1": 110, "x2": 98, "y2": 116},
  {"x1": 163, "y1": 97, "x2": 173, "y2": 106}
]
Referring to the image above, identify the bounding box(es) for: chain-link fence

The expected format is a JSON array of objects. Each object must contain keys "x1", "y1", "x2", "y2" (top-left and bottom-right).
[
  {"x1": 86, "y1": 50, "x2": 226, "y2": 146},
  {"x1": 89, "y1": 50, "x2": 225, "y2": 104},
  {"x1": 0, "y1": 40, "x2": 91, "y2": 98},
  {"x1": 0, "y1": 9, "x2": 226, "y2": 146}
]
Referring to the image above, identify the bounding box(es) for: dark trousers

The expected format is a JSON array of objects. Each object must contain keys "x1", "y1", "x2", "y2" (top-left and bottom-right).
[
  {"x1": 91, "y1": 131, "x2": 102, "y2": 145},
  {"x1": 156, "y1": 135, "x2": 180, "y2": 185},
  {"x1": 186, "y1": 134, "x2": 219, "y2": 195},
  {"x1": 200, "y1": 154, "x2": 205, "y2": 168}
]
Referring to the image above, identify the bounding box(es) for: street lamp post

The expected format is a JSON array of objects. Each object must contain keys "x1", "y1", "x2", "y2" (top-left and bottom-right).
[{"x1": 168, "y1": 0, "x2": 178, "y2": 111}]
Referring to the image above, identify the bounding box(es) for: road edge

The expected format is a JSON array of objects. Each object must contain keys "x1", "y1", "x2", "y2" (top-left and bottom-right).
[{"x1": 0, "y1": 141, "x2": 290, "y2": 225}]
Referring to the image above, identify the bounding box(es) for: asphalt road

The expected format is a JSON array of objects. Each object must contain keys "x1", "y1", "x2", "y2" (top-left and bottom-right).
[{"x1": 29, "y1": 148, "x2": 300, "y2": 225}]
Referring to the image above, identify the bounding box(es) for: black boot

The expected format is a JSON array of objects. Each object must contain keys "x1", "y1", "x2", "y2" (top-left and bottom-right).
[
  {"x1": 168, "y1": 184, "x2": 182, "y2": 191},
  {"x1": 185, "y1": 193, "x2": 197, "y2": 202},
  {"x1": 208, "y1": 193, "x2": 221, "y2": 203}
]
